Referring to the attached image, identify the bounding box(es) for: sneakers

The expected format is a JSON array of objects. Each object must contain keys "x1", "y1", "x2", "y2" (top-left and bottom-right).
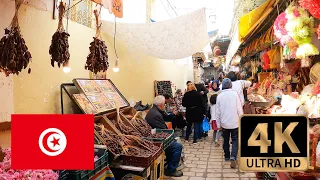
[
  {"x1": 176, "y1": 163, "x2": 186, "y2": 171},
  {"x1": 164, "y1": 170, "x2": 183, "y2": 177},
  {"x1": 225, "y1": 158, "x2": 230, "y2": 162},
  {"x1": 230, "y1": 159, "x2": 237, "y2": 168},
  {"x1": 215, "y1": 142, "x2": 220, "y2": 147}
]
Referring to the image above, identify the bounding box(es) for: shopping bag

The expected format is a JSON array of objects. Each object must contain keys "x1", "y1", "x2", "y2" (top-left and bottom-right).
[{"x1": 202, "y1": 117, "x2": 210, "y2": 132}]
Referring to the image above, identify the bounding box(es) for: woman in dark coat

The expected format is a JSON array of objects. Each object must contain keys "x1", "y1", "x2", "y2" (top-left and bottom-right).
[{"x1": 182, "y1": 82, "x2": 205, "y2": 144}]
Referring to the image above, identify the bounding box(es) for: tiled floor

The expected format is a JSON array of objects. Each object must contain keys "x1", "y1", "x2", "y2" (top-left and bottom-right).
[{"x1": 164, "y1": 130, "x2": 257, "y2": 180}]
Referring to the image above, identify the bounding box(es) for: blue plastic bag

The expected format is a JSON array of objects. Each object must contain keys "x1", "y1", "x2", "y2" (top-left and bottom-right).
[{"x1": 202, "y1": 117, "x2": 210, "y2": 132}]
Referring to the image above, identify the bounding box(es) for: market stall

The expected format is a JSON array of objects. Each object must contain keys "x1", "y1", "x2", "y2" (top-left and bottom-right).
[
  {"x1": 60, "y1": 78, "x2": 174, "y2": 179},
  {"x1": 234, "y1": 0, "x2": 320, "y2": 179}
]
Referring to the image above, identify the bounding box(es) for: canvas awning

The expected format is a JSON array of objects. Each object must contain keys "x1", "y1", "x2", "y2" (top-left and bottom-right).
[
  {"x1": 101, "y1": 8, "x2": 210, "y2": 59},
  {"x1": 238, "y1": 0, "x2": 276, "y2": 42}
]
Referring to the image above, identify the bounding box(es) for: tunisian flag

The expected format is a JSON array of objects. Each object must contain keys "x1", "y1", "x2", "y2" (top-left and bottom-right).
[{"x1": 11, "y1": 114, "x2": 94, "y2": 170}]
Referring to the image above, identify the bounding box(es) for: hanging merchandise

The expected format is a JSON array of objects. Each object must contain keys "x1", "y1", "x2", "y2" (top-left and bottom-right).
[
  {"x1": 49, "y1": 2, "x2": 70, "y2": 68},
  {"x1": 274, "y1": 12, "x2": 292, "y2": 46},
  {"x1": 85, "y1": 8, "x2": 109, "y2": 74},
  {"x1": 285, "y1": 4, "x2": 319, "y2": 58},
  {"x1": 284, "y1": 59, "x2": 301, "y2": 76},
  {"x1": 0, "y1": 0, "x2": 32, "y2": 76},
  {"x1": 273, "y1": 3, "x2": 319, "y2": 58},
  {"x1": 213, "y1": 46, "x2": 221, "y2": 56},
  {"x1": 262, "y1": 51, "x2": 270, "y2": 70},
  {"x1": 298, "y1": 0, "x2": 320, "y2": 19},
  {"x1": 267, "y1": 46, "x2": 281, "y2": 69}
]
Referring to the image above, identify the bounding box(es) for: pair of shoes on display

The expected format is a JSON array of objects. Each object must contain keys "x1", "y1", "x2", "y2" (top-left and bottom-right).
[
  {"x1": 134, "y1": 101, "x2": 150, "y2": 111},
  {"x1": 164, "y1": 170, "x2": 183, "y2": 177}
]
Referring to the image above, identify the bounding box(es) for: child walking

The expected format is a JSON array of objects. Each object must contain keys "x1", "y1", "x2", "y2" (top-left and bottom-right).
[{"x1": 210, "y1": 94, "x2": 221, "y2": 146}]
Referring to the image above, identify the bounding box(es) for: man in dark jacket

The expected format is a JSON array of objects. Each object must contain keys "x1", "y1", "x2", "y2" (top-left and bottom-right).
[{"x1": 145, "y1": 95, "x2": 183, "y2": 177}]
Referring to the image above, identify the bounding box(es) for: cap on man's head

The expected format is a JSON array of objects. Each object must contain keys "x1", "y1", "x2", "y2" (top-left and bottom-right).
[{"x1": 222, "y1": 78, "x2": 232, "y2": 90}]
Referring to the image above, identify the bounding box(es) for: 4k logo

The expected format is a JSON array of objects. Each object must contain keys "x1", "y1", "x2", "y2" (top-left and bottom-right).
[{"x1": 239, "y1": 115, "x2": 309, "y2": 172}]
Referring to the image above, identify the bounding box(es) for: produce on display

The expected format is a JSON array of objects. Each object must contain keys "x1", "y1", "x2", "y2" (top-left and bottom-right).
[
  {"x1": 85, "y1": 9, "x2": 109, "y2": 74},
  {"x1": 109, "y1": 117, "x2": 141, "y2": 137},
  {"x1": 94, "y1": 124, "x2": 159, "y2": 157},
  {"x1": 0, "y1": 148, "x2": 59, "y2": 179},
  {"x1": 0, "y1": 0, "x2": 32, "y2": 76},
  {"x1": 49, "y1": 2, "x2": 70, "y2": 68}
]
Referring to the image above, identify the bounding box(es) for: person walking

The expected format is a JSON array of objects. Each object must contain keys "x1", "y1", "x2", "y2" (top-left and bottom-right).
[
  {"x1": 209, "y1": 93, "x2": 222, "y2": 147},
  {"x1": 216, "y1": 78, "x2": 243, "y2": 169},
  {"x1": 219, "y1": 71, "x2": 252, "y2": 107},
  {"x1": 174, "y1": 89, "x2": 186, "y2": 137},
  {"x1": 182, "y1": 82, "x2": 205, "y2": 144}
]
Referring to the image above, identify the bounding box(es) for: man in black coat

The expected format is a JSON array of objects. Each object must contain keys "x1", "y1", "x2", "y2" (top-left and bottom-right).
[{"x1": 145, "y1": 96, "x2": 183, "y2": 177}]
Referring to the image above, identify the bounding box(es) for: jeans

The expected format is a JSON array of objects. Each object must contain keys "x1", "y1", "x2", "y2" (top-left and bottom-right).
[
  {"x1": 165, "y1": 141, "x2": 183, "y2": 173},
  {"x1": 193, "y1": 122, "x2": 202, "y2": 143},
  {"x1": 222, "y1": 128, "x2": 238, "y2": 160},
  {"x1": 185, "y1": 121, "x2": 192, "y2": 140},
  {"x1": 186, "y1": 122, "x2": 202, "y2": 142}
]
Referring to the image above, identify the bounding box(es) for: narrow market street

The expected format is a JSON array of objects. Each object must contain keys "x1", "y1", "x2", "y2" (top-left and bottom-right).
[{"x1": 165, "y1": 131, "x2": 257, "y2": 180}]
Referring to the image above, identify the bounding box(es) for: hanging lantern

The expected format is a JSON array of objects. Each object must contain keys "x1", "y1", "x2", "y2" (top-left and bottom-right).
[{"x1": 213, "y1": 46, "x2": 221, "y2": 56}]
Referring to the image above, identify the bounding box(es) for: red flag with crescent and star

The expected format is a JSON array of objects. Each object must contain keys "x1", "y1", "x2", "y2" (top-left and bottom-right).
[{"x1": 11, "y1": 114, "x2": 94, "y2": 170}]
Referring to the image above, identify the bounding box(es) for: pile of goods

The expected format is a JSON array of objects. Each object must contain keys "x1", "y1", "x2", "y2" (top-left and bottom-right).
[
  {"x1": 109, "y1": 117, "x2": 141, "y2": 137},
  {"x1": 49, "y1": 2, "x2": 70, "y2": 68},
  {"x1": 94, "y1": 124, "x2": 160, "y2": 157},
  {"x1": 0, "y1": 0, "x2": 32, "y2": 76},
  {"x1": 0, "y1": 148, "x2": 59, "y2": 179},
  {"x1": 85, "y1": 9, "x2": 109, "y2": 74},
  {"x1": 268, "y1": 84, "x2": 320, "y2": 117},
  {"x1": 124, "y1": 113, "x2": 170, "y2": 139}
]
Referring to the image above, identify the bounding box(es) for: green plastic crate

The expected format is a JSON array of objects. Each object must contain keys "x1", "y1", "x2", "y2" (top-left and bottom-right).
[
  {"x1": 67, "y1": 148, "x2": 108, "y2": 180},
  {"x1": 144, "y1": 129, "x2": 174, "y2": 150}
]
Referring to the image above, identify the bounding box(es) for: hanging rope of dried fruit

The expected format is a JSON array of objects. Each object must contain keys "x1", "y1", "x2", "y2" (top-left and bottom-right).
[
  {"x1": 0, "y1": 0, "x2": 32, "y2": 76},
  {"x1": 85, "y1": 6, "x2": 109, "y2": 74},
  {"x1": 49, "y1": 2, "x2": 70, "y2": 68}
]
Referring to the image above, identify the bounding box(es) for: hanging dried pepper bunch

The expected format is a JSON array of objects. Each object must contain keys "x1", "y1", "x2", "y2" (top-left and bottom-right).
[
  {"x1": 49, "y1": 1, "x2": 70, "y2": 68},
  {"x1": 85, "y1": 7, "x2": 109, "y2": 74},
  {"x1": 0, "y1": 0, "x2": 32, "y2": 76}
]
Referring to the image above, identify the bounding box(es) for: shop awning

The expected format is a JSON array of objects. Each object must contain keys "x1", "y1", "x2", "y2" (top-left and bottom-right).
[
  {"x1": 238, "y1": 0, "x2": 276, "y2": 42},
  {"x1": 101, "y1": 8, "x2": 210, "y2": 59}
]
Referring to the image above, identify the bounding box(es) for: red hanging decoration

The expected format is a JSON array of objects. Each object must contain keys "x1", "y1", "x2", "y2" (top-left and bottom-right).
[
  {"x1": 262, "y1": 52, "x2": 270, "y2": 70},
  {"x1": 299, "y1": 0, "x2": 320, "y2": 19}
]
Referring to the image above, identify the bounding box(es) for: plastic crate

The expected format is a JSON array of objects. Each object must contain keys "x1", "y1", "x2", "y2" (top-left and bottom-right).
[
  {"x1": 67, "y1": 148, "x2": 108, "y2": 180},
  {"x1": 263, "y1": 172, "x2": 276, "y2": 180},
  {"x1": 144, "y1": 129, "x2": 174, "y2": 150},
  {"x1": 58, "y1": 170, "x2": 69, "y2": 180}
]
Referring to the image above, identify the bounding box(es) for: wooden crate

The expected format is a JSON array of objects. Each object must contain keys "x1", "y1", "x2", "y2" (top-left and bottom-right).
[
  {"x1": 0, "y1": 121, "x2": 11, "y2": 148},
  {"x1": 94, "y1": 116, "x2": 121, "y2": 135},
  {"x1": 120, "y1": 107, "x2": 138, "y2": 120},
  {"x1": 104, "y1": 111, "x2": 140, "y2": 134},
  {"x1": 151, "y1": 152, "x2": 165, "y2": 180}
]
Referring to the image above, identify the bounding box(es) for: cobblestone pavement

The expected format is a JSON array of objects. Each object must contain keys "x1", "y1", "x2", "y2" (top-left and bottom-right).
[{"x1": 164, "y1": 131, "x2": 257, "y2": 180}]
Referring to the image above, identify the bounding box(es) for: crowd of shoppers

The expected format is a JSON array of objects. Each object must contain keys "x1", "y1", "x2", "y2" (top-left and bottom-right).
[{"x1": 145, "y1": 71, "x2": 250, "y2": 176}]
